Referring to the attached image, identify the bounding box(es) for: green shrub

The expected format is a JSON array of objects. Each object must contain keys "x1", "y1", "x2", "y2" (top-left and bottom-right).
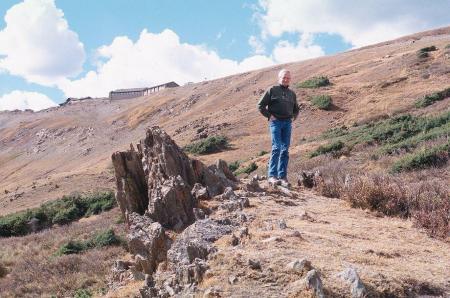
[
  {"x1": 297, "y1": 76, "x2": 330, "y2": 88},
  {"x1": 56, "y1": 240, "x2": 86, "y2": 255},
  {"x1": 57, "y1": 229, "x2": 123, "y2": 256},
  {"x1": 86, "y1": 228, "x2": 122, "y2": 248},
  {"x1": 311, "y1": 95, "x2": 332, "y2": 110},
  {"x1": 309, "y1": 140, "x2": 344, "y2": 158},
  {"x1": 228, "y1": 160, "x2": 240, "y2": 172},
  {"x1": 321, "y1": 126, "x2": 349, "y2": 139},
  {"x1": 74, "y1": 288, "x2": 92, "y2": 298},
  {"x1": 417, "y1": 46, "x2": 437, "y2": 58},
  {"x1": 235, "y1": 162, "x2": 258, "y2": 175},
  {"x1": 257, "y1": 150, "x2": 269, "y2": 156},
  {"x1": 391, "y1": 142, "x2": 450, "y2": 173},
  {"x1": 415, "y1": 87, "x2": 450, "y2": 108},
  {"x1": 183, "y1": 135, "x2": 229, "y2": 155},
  {"x1": 0, "y1": 191, "x2": 115, "y2": 237},
  {"x1": 445, "y1": 44, "x2": 450, "y2": 49}
]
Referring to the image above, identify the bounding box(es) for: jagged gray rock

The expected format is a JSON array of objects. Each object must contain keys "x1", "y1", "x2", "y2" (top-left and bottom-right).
[
  {"x1": 127, "y1": 213, "x2": 171, "y2": 275},
  {"x1": 148, "y1": 175, "x2": 197, "y2": 230},
  {"x1": 286, "y1": 258, "x2": 312, "y2": 274},
  {"x1": 338, "y1": 267, "x2": 367, "y2": 298},
  {"x1": 305, "y1": 269, "x2": 325, "y2": 298}
]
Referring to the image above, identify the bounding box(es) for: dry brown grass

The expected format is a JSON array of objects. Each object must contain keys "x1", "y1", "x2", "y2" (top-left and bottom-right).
[
  {"x1": 292, "y1": 156, "x2": 449, "y2": 239},
  {"x1": 0, "y1": 208, "x2": 127, "y2": 297}
]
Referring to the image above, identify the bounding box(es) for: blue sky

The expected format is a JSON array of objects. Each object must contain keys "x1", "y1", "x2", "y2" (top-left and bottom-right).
[{"x1": 1, "y1": 0, "x2": 449, "y2": 111}]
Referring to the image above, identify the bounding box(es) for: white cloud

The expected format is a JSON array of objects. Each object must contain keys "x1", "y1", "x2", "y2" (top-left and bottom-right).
[
  {"x1": 249, "y1": 35, "x2": 266, "y2": 54},
  {"x1": 58, "y1": 29, "x2": 275, "y2": 98},
  {"x1": 272, "y1": 33, "x2": 324, "y2": 63},
  {"x1": 0, "y1": 90, "x2": 57, "y2": 111},
  {"x1": 257, "y1": 0, "x2": 450, "y2": 47},
  {"x1": 0, "y1": 0, "x2": 85, "y2": 85}
]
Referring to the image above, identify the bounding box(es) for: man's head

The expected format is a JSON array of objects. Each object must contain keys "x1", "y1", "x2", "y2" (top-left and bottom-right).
[{"x1": 278, "y1": 69, "x2": 291, "y2": 87}]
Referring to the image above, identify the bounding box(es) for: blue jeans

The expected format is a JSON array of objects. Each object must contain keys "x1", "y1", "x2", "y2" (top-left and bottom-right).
[{"x1": 268, "y1": 119, "x2": 292, "y2": 179}]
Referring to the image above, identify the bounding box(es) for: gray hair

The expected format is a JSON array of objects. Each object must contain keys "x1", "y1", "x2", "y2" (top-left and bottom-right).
[{"x1": 278, "y1": 69, "x2": 290, "y2": 79}]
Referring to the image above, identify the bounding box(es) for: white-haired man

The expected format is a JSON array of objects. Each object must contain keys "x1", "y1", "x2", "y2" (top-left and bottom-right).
[{"x1": 257, "y1": 69, "x2": 299, "y2": 187}]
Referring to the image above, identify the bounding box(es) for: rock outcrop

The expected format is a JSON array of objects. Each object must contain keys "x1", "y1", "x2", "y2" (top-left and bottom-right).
[{"x1": 110, "y1": 126, "x2": 242, "y2": 296}]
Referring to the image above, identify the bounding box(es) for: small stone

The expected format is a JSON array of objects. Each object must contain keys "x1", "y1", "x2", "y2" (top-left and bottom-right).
[
  {"x1": 305, "y1": 269, "x2": 325, "y2": 298},
  {"x1": 248, "y1": 259, "x2": 261, "y2": 270},
  {"x1": 278, "y1": 219, "x2": 287, "y2": 229},
  {"x1": 262, "y1": 236, "x2": 283, "y2": 243},
  {"x1": 286, "y1": 258, "x2": 312, "y2": 274},
  {"x1": 231, "y1": 234, "x2": 239, "y2": 246},
  {"x1": 291, "y1": 230, "x2": 302, "y2": 238},
  {"x1": 228, "y1": 275, "x2": 238, "y2": 285},
  {"x1": 193, "y1": 208, "x2": 206, "y2": 220},
  {"x1": 238, "y1": 227, "x2": 249, "y2": 238},
  {"x1": 203, "y1": 287, "x2": 221, "y2": 297},
  {"x1": 337, "y1": 267, "x2": 367, "y2": 298}
]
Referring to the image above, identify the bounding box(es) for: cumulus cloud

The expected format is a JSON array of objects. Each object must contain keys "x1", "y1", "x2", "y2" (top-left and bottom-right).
[
  {"x1": 272, "y1": 33, "x2": 324, "y2": 63},
  {"x1": 0, "y1": 0, "x2": 85, "y2": 85},
  {"x1": 0, "y1": 90, "x2": 57, "y2": 111},
  {"x1": 257, "y1": 0, "x2": 450, "y2": 47},
  {"x1": 58, "y1": 29, "x2": 275, "y2": 98},
  {"x1": 249, "y1": 35, "x2": 266, "y2": 54}
]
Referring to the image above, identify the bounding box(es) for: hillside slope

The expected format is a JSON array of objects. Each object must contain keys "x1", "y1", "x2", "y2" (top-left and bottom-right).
[{"x1": 1, "y1": 27, "x2": 450, "y2": 215}]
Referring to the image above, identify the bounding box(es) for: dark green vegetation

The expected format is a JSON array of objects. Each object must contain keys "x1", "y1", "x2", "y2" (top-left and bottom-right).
[
  {"x1": 228, "y1": 160, "x2": 240, "y2": 172},
  {"x1": 234, "y1": 162, "x2": 258, "y2": 175},
  {"x1": 297, "y1": 76, "x2": 330, "y2": 88},
  {"x1": 56, "y1": 228, "x2": 124, "y2": 256},
  {"x1": 258, "y1": 150, "x2": 269, "y2": 156},
  {"x1": 311, "y1": 95, "x2": 332, "y2": 110},
  {"x1": 73, "y1": 289, "x2": 92, "y2": 298},
  {"x1": 417, "y1": 45, "x2": 437, "y2": 58},
  {"x1": 445, "y1": 44, "x2": 450, "y2": 49},
  {"x1": 415, "y1": 87, "x2": 450, "y2": 108},
  {"x1": 310, "y1": 111, "x2": 450, "y2": 171},
  {"x1": 0, "y1": 191, "x2": 115, "y2": 237},
  {"x1": 391, "y1": 142, "x2": 450, "y2": 173},
  {"x1": 183, "y1": 135, "x2": 229, "y2": 155},
  {"x1": 309, "y1": 141, "x2": 344, "y2": 158}
]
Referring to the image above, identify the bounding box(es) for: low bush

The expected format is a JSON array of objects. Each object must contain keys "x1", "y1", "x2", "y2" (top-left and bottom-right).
[
  {"x1": 228, "y1": 160, "x2": 240, "y2": 172},
  {"x1": 258, "y1": 150, "x2": 269, "y2": 156},
  {"x1": 311, "y1": 95, "x2": 332, "y2": 110},
  {"x1": 417, "y1": 46, "x2": 437, "y2": 58},
  {"x1": 415, "y1": 87, "x2": 450, "y2": 108},
  {"x1": 391, "y1": 142, "x2": 450, "y2": 173},
  {"x1": 0, "y1": 263, "x2": 7, "y2": 278},
  {"x1": 57, "y1": 228, "x2": 123, "y2": 256},
  {"x1": 234, "y1": 162, "x2": 258, "y2": 175},
  {"x1": 297, "y1": 76, "x2": 330, "y2": 88},
  {"x1": 309, "y1": 140, "x2": 344, "y2": 158},
  {"x1": 183, "y1": 135, "x2": 229, "y2": 155},
  {"x1": 446, "y1": 44, "x2": 450, "y2": 49},
  {"x1": 74, "y1": 288, "x2": 92, "y2": 298},
  {"x1": 0, "y1": 191, "x2": 116, "y2": 237},
  {"x1": 309, "y1": 162, "x2": 449, "y2": 238}
]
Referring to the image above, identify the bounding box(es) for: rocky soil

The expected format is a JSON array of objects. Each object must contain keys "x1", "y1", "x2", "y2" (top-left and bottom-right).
[{"x1": 107, "y1": 127, "x2": 449, "y2": 297}]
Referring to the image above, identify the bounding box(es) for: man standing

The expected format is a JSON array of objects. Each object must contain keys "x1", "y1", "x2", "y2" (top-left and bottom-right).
[{"x1": 257, "y1": 69, "x2": 299, "y2": 187}]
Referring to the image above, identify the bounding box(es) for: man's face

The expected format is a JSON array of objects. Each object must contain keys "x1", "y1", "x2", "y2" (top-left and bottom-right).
[{"x1": 279, "y1": 71, "x2": 291, "y2": 86}]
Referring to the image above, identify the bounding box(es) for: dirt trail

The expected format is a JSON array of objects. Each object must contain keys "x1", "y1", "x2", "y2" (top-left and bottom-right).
[{"x1": 200, "y1": 186, "x2": 449, "y2": 297}]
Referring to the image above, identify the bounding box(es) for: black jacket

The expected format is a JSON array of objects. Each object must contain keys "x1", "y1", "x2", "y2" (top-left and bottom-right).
[{"x1": 257, "y1": 85, "x2": 299, "y2": 120}]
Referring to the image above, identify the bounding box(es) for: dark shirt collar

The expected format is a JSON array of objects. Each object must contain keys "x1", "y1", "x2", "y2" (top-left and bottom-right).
[{"x1": 279, "y1": 84, "x2": 289, "y2": 89}]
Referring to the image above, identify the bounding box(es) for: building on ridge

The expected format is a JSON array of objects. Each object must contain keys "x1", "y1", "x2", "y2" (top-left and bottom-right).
[{"x1": 109, "y1": 81, "x2": 179, "y2": 100}]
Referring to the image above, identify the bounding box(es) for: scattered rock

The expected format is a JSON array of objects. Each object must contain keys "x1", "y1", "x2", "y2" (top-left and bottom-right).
[
  {"x1": 238, "y1": 226, "x2": 249, "y2": 238},
  {"x1": 231, "y1": 234, "x2": 239, "y2": 246},
  {"x1": 286, "y1": 258, "x2": 312, "y2": 274},
  {"x1": 278, "y1": 219, "x2": 287, "y2": 229},
  {"x1": 248, "y1": 259, "x2": 261, "y2": 270},
  {"x1": 337, "y1": 267, "x2": 367, "y2": 298},
  {"x1": 291, "y1": 230, "x2": 302, "y2": 238},
  {"x1": 228, "y1": 275, "x2": 238, "y2": 285},
  {"x1": 305, "y1": 269, "x2": 325, "y2": 298},
  {"x1": 203, "y1": 287, "x2": 221, "y2": 297},
  {"x1": 262, "y1": 236, "x2": 283, "y2": 243},
  {"x1": 192, "y1": 183, "x2": 210, "y2": 201}
]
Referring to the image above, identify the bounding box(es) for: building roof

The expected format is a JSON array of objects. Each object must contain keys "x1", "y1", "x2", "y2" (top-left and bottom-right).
[{"x1": 111, "y1": 81, "x2": 179, "y2": 93}]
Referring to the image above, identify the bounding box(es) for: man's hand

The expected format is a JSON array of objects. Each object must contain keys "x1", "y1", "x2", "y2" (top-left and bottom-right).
[{"x1": 269, "y1": 115, "x2": 277, "y2": 121}]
